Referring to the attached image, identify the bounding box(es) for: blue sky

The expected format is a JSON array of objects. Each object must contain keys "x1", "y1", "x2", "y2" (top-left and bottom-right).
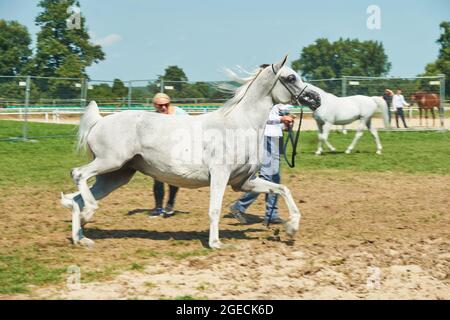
[{"x1": 0, "y1": 0, "x2": 449, "y2": 81}]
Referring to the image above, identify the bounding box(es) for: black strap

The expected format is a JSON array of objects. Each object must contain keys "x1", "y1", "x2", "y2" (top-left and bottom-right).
[{"x1": 283, "y1": 108, "x2": 303, "y2": 168}]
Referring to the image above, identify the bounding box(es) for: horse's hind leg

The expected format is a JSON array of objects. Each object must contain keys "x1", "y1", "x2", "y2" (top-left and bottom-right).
[
  {"x1": 345, "y1": 120, "x2": 366, "y2": 154},
  {"x1": 66, "y1": 167, "x2": 136, "y2": 247},
  {"x1": 69, "y1": 159, "x2": 131, "y2": 246},
  {"x1": 366, "y1": 119, "x2": 382, "y2": 155},
  {"x1": 71, "y1": 167, "x2": 137, "y2": 224},
  {"x1": 431, "y1": 108, "x2": 436, "y2": 127},
  {"x1": 71, "y1": 158, "x2": 123, "y2": 210}
]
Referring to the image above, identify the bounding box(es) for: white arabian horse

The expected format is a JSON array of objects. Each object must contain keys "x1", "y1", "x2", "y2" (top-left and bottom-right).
[
  {"x1": 308, "y1": 83, "x2": 390, "y2": 155},
  {"x1": 60, "y1": 56, "x2": 321, "y2": 249}
]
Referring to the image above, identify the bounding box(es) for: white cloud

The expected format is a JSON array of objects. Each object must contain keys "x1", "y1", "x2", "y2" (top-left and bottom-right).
[{"x1": 92, "y1": 33, "x2": 122, "y2": 47}]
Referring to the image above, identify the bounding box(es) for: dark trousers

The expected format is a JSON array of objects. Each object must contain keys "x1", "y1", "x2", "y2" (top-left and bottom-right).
[
  {"x1": 387, "y1": 105, "x2": 392, "y2": 124},
  {"x1": 153, "y1": 179, "x2": 179, "y2": 208},
  {"x1": 395, "y1": 108, "x2": 408, "y2": 128}
]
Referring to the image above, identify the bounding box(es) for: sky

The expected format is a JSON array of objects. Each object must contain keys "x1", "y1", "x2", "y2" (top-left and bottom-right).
[{"x1": 0, "y1": 0, "x2": 449, "y2": 81}]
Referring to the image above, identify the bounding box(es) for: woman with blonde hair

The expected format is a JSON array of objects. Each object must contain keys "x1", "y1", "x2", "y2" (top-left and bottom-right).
[{"x1": 150, "y1": 93, "x2": 188, "y2": 217}]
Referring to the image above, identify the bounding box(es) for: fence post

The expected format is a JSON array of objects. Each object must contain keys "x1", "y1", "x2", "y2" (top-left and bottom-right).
[
  {"x1": 128, "y1": 80, "x2": 132, "y2": 109},
  {"x1": 341, "y1": 76, "x2": 347, "y2": 97},
  {"x1": 80, "y1": 78, "x2": 86, "y2": 108},
  {"x1": 439, "y1": 74, "x2": 445, "y2": 128},
  {"x1": 22, "y1": 75, "x2": 31, "y2": 141},
  {"x1": 160, "y1": 78, "x2": 164, "y2": 93}
]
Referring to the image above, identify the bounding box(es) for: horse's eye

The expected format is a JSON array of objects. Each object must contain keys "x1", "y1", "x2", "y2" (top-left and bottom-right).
[{"x1": 287, "y1": 74, "x2": 296, "y2": 83}]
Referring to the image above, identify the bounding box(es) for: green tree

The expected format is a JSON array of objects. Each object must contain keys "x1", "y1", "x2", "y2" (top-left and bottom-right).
[
  {"x1": 422, "y1": 21, "x2": 449, "y2": 98},
  {"x1": 292, "y1": 38, "x2": 391, "y2": 80},
  {"x1": 32, "y1": 0, "x2": 104, "y2": 99},
  {"x1": 159, "y1": 65, "x2": 188, "y2": 91},
  {"x1": 89, "y1": 83, "x2": 112, "y2": 101},
  {"x1": 0, "y1": 20, "x2": 32, "y2": 76},
  {"x1": 112, "y1": 78, "x2": 127, "y2": 98}
]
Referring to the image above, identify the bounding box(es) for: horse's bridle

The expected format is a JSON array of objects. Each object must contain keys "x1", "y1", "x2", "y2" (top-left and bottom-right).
[
  {"x1": 270, "y1": 64, "x2": 308, "y2": 169},
  {"x1": 271, "y1": 64, "x2": 310, "y2": 106}
]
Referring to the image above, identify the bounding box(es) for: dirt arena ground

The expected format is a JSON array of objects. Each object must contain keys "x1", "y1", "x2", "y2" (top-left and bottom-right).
[{"x1": 2, "y1": 170, "x2": 449, "y2": 300}]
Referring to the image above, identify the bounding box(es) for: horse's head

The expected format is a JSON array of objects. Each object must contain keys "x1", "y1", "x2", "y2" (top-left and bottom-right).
[{"x1": 269, "y1": 55, "x2": 321, "y2": 110}]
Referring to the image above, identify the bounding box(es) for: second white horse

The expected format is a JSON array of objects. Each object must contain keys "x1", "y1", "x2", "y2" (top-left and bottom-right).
[{"x1": 308, "y1": 83, "x2": 390, "y2": 155}]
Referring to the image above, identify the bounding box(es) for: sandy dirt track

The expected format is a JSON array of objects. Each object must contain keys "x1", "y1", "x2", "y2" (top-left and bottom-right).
[{"x1": 3, "y1": 171, "x2": 449, "y2": 300}]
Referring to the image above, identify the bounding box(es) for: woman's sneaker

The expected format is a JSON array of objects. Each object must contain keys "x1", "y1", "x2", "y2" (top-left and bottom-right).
[
  {"x1": 149, "y1": 207, "x2": 165, "y2": 218},
  {"x1": 229, "y1": 206, "x2": 248, "y2": 224},
  {"x1": 263, "y1": 216, "x2": 285, "y2": 226},
  {"x1": 163, "y1": 205, "x2": 175, "y2": 218}
]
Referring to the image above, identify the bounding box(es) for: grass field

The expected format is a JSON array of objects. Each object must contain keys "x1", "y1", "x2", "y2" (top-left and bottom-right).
[
  {"x1": 0, "y1": 120, "x2": 449, "y2": 297},
  {"x1": 0, "y1": 120, "x2": 449, "y2": 188}
]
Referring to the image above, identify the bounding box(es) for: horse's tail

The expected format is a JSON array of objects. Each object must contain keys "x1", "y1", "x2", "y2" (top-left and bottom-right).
[
  {"x1": 372, "y1": 96, "x2": 390, "y2": 128},
  {"x1": 77, "y1": 100, "x2": 102, "y2": 153}
]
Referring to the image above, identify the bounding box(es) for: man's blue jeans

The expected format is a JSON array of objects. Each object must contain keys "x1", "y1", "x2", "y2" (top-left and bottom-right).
[{"x1": 231, "y1": 136, "x2": 282, "y2": 220}]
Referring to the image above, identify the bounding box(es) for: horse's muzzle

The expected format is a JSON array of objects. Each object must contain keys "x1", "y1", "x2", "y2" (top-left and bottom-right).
[{"x1": 297, "y1": 89, "x2": 321, "y2": 111}]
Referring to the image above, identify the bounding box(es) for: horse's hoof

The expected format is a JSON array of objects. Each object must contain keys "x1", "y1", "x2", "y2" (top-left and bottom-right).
[
  {"x1": 209, "y1": 240, "x2": 223, "y2": 249},
  {"x1": 315, "y1": 151, "x2": 322, "y2": 156},
  {"x1": 285, "y1": 223, "x2": 298, "y2": 237},
  {"x1": 376, "y1": 150, "x2": 382, "y2": 155},
  {"x1": 78, "y1": 237, "x2": 95, "y2": 249},
  {"x1": 345, "y1": 149, "x2": 352, "y2": 154},
  {"x1": 330, "y1": 148, "x2": 336, "y2": 152}
]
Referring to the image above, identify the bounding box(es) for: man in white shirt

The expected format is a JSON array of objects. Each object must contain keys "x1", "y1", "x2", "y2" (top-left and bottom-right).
[
  {"x1": 230, "y1": 104, "x2": 294, "y2": 225},
  {"x1": 392, "y1": 88, "x2": 409, "y2": 128}
]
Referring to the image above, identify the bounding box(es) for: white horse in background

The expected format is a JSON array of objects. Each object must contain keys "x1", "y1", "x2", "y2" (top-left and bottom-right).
[
  {"x1": 307, "y1": 83, "x2": 390, "y2": 155},
  {"x1": 60, "y1": 56, "x2": 321, "y2": 249}
]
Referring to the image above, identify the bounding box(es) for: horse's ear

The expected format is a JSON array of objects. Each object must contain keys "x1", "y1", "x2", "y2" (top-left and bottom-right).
[{"x1": 272, "y1": 54, "x2": 289, "y2": 74}]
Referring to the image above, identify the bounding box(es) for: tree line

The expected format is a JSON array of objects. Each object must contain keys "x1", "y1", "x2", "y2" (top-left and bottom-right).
[{"x1": 0, "y1": 0, "x2": 448, "y2": 104}]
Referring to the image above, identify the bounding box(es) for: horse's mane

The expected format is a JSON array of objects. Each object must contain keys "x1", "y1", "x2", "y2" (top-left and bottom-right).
[{"x1": 217, "y1": 66, "x2": 265, "y2": 114}]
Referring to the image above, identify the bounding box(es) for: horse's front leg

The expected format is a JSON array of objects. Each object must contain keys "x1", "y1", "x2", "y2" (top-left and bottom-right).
[
  {"x1": 239, "y1": 177, "x2": 301, "y2": 238},
  {"x1": 208, "y1": 167, "x2": 231, "y2": 249},
  {"x1": 315, "y1": 123, "x2": 324, "y2": 155},
  {"x1": 322, "y1": 122, "x2": 336, "y2": 152}
]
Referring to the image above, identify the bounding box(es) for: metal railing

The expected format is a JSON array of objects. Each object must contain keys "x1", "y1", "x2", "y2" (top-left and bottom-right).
[{"x1": 0, "y1": 74, "x2": 447, "y2": 140}]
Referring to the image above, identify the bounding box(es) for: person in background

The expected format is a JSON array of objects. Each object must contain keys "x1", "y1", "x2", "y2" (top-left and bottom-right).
[
  {"x1": 382, "y1": 89, "x2": 394, "y2": 124},
  {"x1": 229, "y1": 103, "x2": 294, "y2": 225},
  {"x1": 392, "y1": 88, "x2": 409, "y2": 128},
  {"x1": 149, "y1": 93, "x2": 188, "y2": 218}
]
